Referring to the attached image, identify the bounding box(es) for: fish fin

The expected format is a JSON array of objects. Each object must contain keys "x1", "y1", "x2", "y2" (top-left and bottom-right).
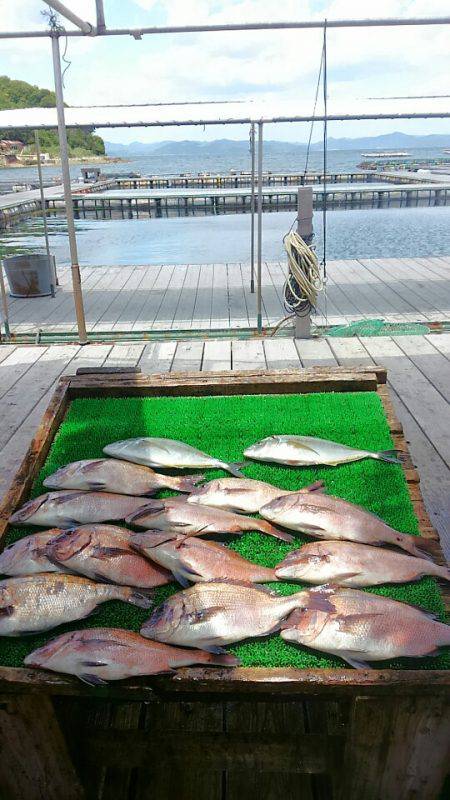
[
  {"x1": 373, "y1": 449, "x2": 403, "y2": 465},
  {"x1": 128, "y1": 591, "x2": 154, "y2": 609},
  {"x1": 405, "y1": 536, "x2": 440, "y2": 563},
  {"x1": 327, "y1": 571, "x2": 361, "y2": 583},
  {"x1": 175, "y1": 474, "x2": 206, "y2": 492},
  {"x1": 335, "y1": 613, "x2": 383, "y2": 633},
  {"x1": 305, "y1": 586, "x2": 337, "y2": 613},
  {"x1": 298, "y1": 523, "x2": 327, "y2": 534},
  {"x1": 172, "y1": 565, "x2": 201, "y2": 588},
  {"x1": 223, "y1": 462, "x2": 249, "y2": 478},
  {"x1": 91, "y1": 546, "x2": 131, "y2": 560},
  {"x1": 299, "y1": 481, "x2": 325, "y2": 493},
  {"x1": 81, "y1": 660, "x2": 108, "y2": 667},
  {"x1": 208, "y1": 653, "x2": 240, "y2": 667},
  {"x1": 0, "y1": 605, "x2": 14, "y2": 617},
  {"x1": 264, "y1": 526, "x2": 294, "y2": 544},
  {"x1": 79, "y1": 673, "x2": 108, "y2": 686},
  {"x1": 86, "y1": 481, "x2": 108, "y2": 491},
  {"x1": 340, "y1": 654, "x2": 372, "y2": 670},
  {"x1": 201, "y1": 644, "x2": 229, "y2": 655},
  {"x1": 186, "y1": 607, "x2": 224, "y2": 625},
  {"x1": 280, "y1": 608, "x2": 304, "y2": 629},
  {"x1": 202, "y1": 577, "x2": 277, "y2": 596}
]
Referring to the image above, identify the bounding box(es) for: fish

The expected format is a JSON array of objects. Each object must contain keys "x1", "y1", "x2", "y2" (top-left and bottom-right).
[
  {"x1": 244, "y1": 435, "x2": 401, "y2": 466},
  {"x1": 103, "y1": 437, "x2": 246, "y2": 477},
  {"x1": 275, "y1": 540, "x2": 450, "y2": 587},
  {"x1": 126, "y1": 496, "x2": 293, "y2": 543},
  {"x1": 280, "y1": 584, "x2": 450, "y2": 668},
  {"x1": 24, "y1": 628, "x2": 240, "y2": 684},
  {"x1": 187, "y1": 477, "x2": 324, "y2": 514},
  {"x1": 260, "y1": 491, "x2": 434, "y2": 560},
  {"x1": 45, "y1": 525, "x2": 172, "y2": 588},
  {"x1": 0, "y1": 573, "x2": 152, "y2": 636},
  {"x1": 9, "y1": 491, "x2": 154, "y2": 529},
  {"x1": 140, "y1": 579, "x2": 332, "y2": 650},
  {"x1": 131, "y1": 533, "x2": 277, "y2": 586},
  {"x1": 0, "y1": 530, "x2": 68, "y2": 576},
  {"x1": 43, "y1": 458, "x2": 204, "y2": 496}
]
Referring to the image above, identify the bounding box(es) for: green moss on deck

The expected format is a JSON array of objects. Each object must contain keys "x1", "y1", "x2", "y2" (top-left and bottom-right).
[{"x1": 2, "y1": 391, "x2": 448, "y2": 671}]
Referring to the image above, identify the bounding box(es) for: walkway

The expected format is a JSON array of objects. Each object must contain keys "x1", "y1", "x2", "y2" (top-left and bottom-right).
[
  {"x1": 3, "y1": 256, "x2": 450, "y2": 335},
  {"x1": 0, "y1": 334, "x2": 449, "y2": 559}
]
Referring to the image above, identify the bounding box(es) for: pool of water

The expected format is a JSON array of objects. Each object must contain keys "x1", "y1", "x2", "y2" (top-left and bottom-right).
[{"x1": 1, "y1": 206, "x2": 450, "y2": 266}]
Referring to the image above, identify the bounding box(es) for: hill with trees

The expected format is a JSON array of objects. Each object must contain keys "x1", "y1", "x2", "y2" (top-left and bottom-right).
[{"x1": 0, "y1": 75, "x2": 105, "y2": 156}]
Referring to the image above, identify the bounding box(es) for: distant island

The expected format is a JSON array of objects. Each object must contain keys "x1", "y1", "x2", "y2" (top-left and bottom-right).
[
  {"x1": 105, "y1": 132, "x2": 450, "y2": 157},
  {"x1": 0, "y1": 75, "x2": 121, "y2": 167}
]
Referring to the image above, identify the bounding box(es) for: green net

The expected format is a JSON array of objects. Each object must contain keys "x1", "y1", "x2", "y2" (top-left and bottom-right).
[{"x1": 326, "y1": 319, "x2": 431, "y2": 337}]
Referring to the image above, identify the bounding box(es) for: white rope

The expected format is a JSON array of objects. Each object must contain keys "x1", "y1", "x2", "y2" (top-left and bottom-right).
[{"x1": 283, "y1": 229, "x2": 323, "y2": 310}]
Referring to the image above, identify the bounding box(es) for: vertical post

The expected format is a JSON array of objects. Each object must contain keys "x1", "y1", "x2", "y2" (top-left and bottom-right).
[
  {"x1": 249, "y1": 123, "x2": 256, "y2": 293},
  {"x1": 51, "y1": 33, "x2": 88, "y2": 344},
  {"x1": 34, "y1": 130, "x2": 58, "y2": 291},
  {"x1": 294, "y1": 187, "x2": 314, "y2": 339},
  {"x1": 0, "y1": 262, "x2": 10, "y2": 340},
  {"x1": 256, "y1": 121, "x2": 263, "y2": 333},
  {"x1": 95, "y1": 0, "x2": 106, "y2": 33}
]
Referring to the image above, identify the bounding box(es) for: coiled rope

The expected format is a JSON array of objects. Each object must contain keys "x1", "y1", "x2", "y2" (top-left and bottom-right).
[{"x1": 283, "y1": 229, "x2": 323, "y2": 312}]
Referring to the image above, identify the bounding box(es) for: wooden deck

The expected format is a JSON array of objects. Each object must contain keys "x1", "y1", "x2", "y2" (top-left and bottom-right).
[
  {"x1": 0, "y1": 334, "x2": 449, "y2": 560},
  {"x1": 3, "y1": 256, "x2": 450, "y2": 334}
]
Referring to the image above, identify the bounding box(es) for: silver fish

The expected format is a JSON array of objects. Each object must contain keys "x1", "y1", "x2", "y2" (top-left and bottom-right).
[
  {"x1": 141, "y1": 579, "x2": 331, "y2": 650},
  {"x1": 275, "y1": 541, "x2": 450, "y2": 587},
  {"x1": 280, "y1": 585, "x2": 450, "y2": 668},
  {"x1": 25, "y1": 628, "x2": 239, "y2": 684},
  {"x1": 46, "y1": 525, "x2": 172, "y2": 588},
  {"x1": 9, "y1": 491, "x2": 153, "y2": 528},
  {"x1": 0, "y1": 530, "x2": 67, "y2": 576},
  {"x1": 43, "y1": 458, "x2": 203, "y2": 496},
  {"x1": 0, "y1": 573, "x2": 152, "y2": 636},
  {"x1": 260, "y1": 491, "x2": 434, "y2": 560},
  {"x1": 126, "y1": 496, "x2": 293, "y2": 543},
  {"x1": 244, "y1": 435, "x2": 400, "y2": 466},
  {"x1": 131, "y1": 533, "x2": 277, "y2": 586},
  {"x1": 187, "y1": 477, "x2": 323, "y2": 514},
  {"x1": 104, "y1": 437, "x2": 246, "y2": 477}
]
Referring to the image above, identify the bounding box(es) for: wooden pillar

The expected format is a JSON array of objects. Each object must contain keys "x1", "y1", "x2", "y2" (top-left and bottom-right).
[
  {"x1": 294, "y1": 187, "x2": 314, "y2": 340},
  {"x1": 0, "y1": 694, "x2": 85, "y2": 800},
  {"x1": 340, "y1": 695, "x2": 450, "y2": 800}
]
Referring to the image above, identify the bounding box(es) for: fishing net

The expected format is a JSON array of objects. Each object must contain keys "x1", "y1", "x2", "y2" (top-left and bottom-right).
[{"x1": 325, "y1": 319, "x2": 431, "y2": 337}]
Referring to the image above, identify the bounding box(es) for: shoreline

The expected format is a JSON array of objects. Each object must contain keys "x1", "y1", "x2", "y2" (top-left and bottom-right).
[{"x1": 0, "y1": 156, "x2": 128, "y2": 170}]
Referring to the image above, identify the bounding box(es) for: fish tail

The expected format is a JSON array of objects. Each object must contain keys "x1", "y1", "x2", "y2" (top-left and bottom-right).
[
  {"x1": 257, "y1": 520, "x2": 294, "y2": 543},
  {"x1": 399, "y1": 535, "x2": 439, "y2": 563},
  {"x1": 433, "y1": 564, "x2": 450, "y2": 582},
  {"x1": 223, "y1": 461, "x2": 249, "y2": 478},
  {"x1": 299, "y1": 480, "x2": 325, "y2": 493},
  {"x1": 171, "y1": 474, "x2": 206, "y2": 493},
  {"x1": 127, "y1": 589, "x2": 154, "y2": 609},
  {"x1": 373, "y1": 449, "x2": 403, "y2": 465},
  {"x1": 205, "y1": 652, "x2": 241, "y2": 667}
]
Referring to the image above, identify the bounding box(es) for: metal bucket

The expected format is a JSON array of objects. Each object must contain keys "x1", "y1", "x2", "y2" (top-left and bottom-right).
[{"x1": 2, "y1": 254, "x2": 56, "y2": 298}]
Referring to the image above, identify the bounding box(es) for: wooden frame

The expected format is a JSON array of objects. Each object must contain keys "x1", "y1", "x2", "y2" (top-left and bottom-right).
[{"x1": 0, "y1": 366, "x2": 448, "y2": 800}]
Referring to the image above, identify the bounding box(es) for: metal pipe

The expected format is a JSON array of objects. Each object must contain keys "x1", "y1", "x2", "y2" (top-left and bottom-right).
[
  {"x1": 45, "y1": 1, "x2": 94, "y2": 34},
  {"x1": 51, "y1": 34, "x2": 88, "y2": 344},
  {"x1": 0, "y1": 262, "x2": 10, "y2": 340},
  {"x1": 250, "y1": 123, "x2": 256, "y2": 293},
  {"x1": 1, "y1": 15, "x2": 450, "y2": 38},
  {"x1": 256, "y1": 121, "x2": 263, "y2": 333},
  {"x1": 34, "y1": 130, "x2": 58, "y2": 291},
  {"x1": 95, "y1": 0, "x2": 106, "y2": 33}
]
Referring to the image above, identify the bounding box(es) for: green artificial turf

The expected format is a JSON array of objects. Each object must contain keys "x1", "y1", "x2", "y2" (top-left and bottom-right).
[{"x1": 2, "y1": 391, "x2": 448, "y2": 671}]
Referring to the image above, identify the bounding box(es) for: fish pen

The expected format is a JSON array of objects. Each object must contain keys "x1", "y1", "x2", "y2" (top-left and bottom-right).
[{"x1": 0, "y1": 365, "x2": 448, "y2": 800}]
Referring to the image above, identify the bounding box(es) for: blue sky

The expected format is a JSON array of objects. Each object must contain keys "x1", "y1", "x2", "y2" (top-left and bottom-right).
[{"x1": 1, "y1": 0, "x2": 449, "y2": 143}]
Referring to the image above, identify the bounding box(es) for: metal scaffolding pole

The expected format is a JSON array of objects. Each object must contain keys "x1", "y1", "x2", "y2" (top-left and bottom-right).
[
  {"x1": 0, "y1": 263, "x2": 10, "y2": 340},
  {"x1": 256, "y1": 121, "x2": 263, "y2": 333},
  {"x1": 51, "y1": 34, "x2": 88, "y2": 344},
  {"x1": 95, "y1": 0, "x2": 106, "y2": 34},
  {"x1": 34, "y1": 130, "x2": 58, "y2": 291},
  {"x1": 250, "y1": 123, "x2": 256, "y2": 293},
  {"x1": 45, "y1": 1, "x2": 94, "y2": 33}
]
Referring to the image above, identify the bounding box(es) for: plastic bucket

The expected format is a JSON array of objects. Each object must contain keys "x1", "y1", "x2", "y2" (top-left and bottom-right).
[{"x1": 3, "y1": 254, "x2": 56, "y2": 298}]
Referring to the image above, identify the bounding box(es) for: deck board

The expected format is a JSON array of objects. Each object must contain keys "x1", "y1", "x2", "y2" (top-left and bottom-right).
[{"x1": 4, "y1": 256, "x2": 448, "y2": 334}]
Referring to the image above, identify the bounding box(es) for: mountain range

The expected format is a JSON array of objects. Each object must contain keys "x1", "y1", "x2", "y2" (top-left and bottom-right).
[{"x1": 105, "y1": 132, "x2": 450, "y2": 156}]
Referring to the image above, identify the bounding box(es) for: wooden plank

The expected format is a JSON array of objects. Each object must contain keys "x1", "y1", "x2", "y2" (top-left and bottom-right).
[
  {"x1": 171, "y1": 340, "x2": 204, "y2": 372},
  {"x1": 211, "y1": 262, "x2": 230, "y2": 329},
  {"x1": 136, "y1": 264, "x2": 176, "y2": 332},
  {"x1": 0, "y1": 344, "x2": 16, "y2": 364},
  {"x1": 295, "y1": 338, "x2": 338, "y2": 367},
  {"x1": 426, "y1": 332, "x2": 450, "y2": 360},
  {"x1": 359, "y1": 259, "x2": 431, "y2": 322},
  {"x1": 112, "y1": 267, "x2": 153, "y2": 332},
  {"x1": 101, "y1": 703, "x2": 142, "y2": 800},
  {"x1": 232, "y1": 339, "x2": 266, "y2": 370},
  {"x1": 0, "y1": 346, "x2": 47, "y2": 399},
  {"x1": 393, "y1": 335, "x2": 450, "y2": 402},
  {"x1": 341, "y1": 695, "x2": 450, "y2": 800},
  {"x1": 153, "y1": 263, "x2": 186, "y2": 331},
  {"x1": 327, "y1": 337, "x2": 375, "y2": 367},
  {"x1": 226, "y1": 701, "x2": 315, "y2": 800},
  {"x1": 227, "y1": 262, "x2": 250, "y2": 329},
  {"x1": 92, "y1": 267, "x2": 148, "y2": 333},
  {"x1": 202, "y1": 339, "x2": 232, "y2": 371},
  {"x1": 103, "y1": 343, "x2": 145, "y2": 368},
  {"x1": 263, "y1": 338, "x2": 302, "y2": 369},
  {"x1": 191, "y1": 263, "x2": 214, "y2": 330},
  {"x1": 361, "y1": 337, "x2": 450, "y2": 468},
  {"x1": 173, "y1": 264, "x2": 201, "y2": 330},
  {"x1": 138, "y1": 341, "x2": 176, "y2": 373},
  {"x1": 127, "y1": 264, "x2": 163, "y2": 332},
  {"x1": 0, "y1": 694, "x2": 85, "y2": 800}
]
